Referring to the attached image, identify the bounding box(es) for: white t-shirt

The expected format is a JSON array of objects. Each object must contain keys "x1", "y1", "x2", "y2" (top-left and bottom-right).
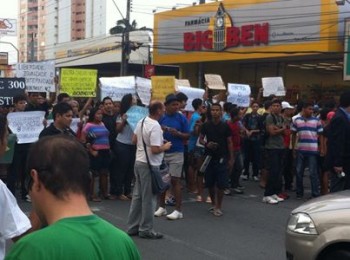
[
  {"x1": 0, "y1": 180, "x2": 31, "y2": 260},
  {"x1": 135, "y1": 116, "x2": 164, "y2": 166}
]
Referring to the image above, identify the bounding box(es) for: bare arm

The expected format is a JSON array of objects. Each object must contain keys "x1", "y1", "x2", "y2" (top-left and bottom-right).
[
  {"x1": 79, "y1": 98, "x2": 93, "y2": 120},
  {"x1": 150, "y1": 142, "x2": 172, "y2": 154}
]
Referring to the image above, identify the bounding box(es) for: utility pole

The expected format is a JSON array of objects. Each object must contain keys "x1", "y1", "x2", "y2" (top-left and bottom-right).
[{"x1": 121, "y1": 0, "x2": 131, "y2": 76}]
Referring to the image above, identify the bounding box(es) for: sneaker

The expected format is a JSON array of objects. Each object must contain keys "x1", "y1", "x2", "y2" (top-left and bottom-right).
[
  {"x1": 241, "y1": 175, "x2": 248, "y2": 180},
  {"x1": 232, "y1": 188, "x2": 243, "y2": 194},
  {"x1": 166, "y1": 210, "x2": 183, "y2": 220},
  {"x1": 262, "y1": 196, "x2": 279, "y2": 204},
  {"x1": 224, "y1": 188, "x2": 232, "y2": 195},
  {"x1": 195, "y1": 195, "x2": 203, "y2": 202},
  {"x1": 205, "y1": 196, "x2": 212, "y2": 203},
  {"x1": 165, "y1": 196, "x2": 176, "y2": 206},
  {"x1": 139, "y1": 231, "x2": 163, "y2": 239},
  {"x1": 253, "y1": 176, "x2": 259, "y2": 182},
  {"x1": 154, "y1": 207, "x2": 167, "y2": 217},
  {"x1": 237, "y1": 185, "x2": 245, "y2": 190},
  {"x1": 271, "y1": 194, "x2": 284, "y2": 202},
  {"x1": 278, "y1": 192, "x2": 290, "y2": 200}
]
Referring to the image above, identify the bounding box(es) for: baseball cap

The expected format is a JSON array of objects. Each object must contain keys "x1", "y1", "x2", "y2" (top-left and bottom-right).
[
  {"x1": 164, "y1": 93, "x2": 179, "y2": 105},
  {"x1": 282, "y1": 101, "x2": 294, "y2": 110}
]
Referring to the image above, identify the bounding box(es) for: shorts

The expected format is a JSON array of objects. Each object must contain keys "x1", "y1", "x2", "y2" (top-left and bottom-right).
[
  {"x1": 205, "y1": 158, "x2": 228, "y2": 189},
  {"x1": 90, "y1": 149, "x2": 111, "y2": 172},
  {"x1": 164, "y1": 152, "x2": 184, "y2": 178}
]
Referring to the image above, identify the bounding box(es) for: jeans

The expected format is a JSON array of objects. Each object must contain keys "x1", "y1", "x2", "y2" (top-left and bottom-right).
[
  {"x1": 127, "y1": 161, "x2": 157, "y2": 233},
  {"x1": 114, "y1": 141, "x2": 136, "y2": 196},
  {"x1": 282, "y1": 149, "x2": 294, "y2": 190},
  {"x1": 264, "y1": 149, "x2": 284, "y2": 197},
  {"x1": 296, "y1": 152, "x2": 320, "y2": 197},
  {"x1": 243, "y1": 139, "x2": 261, "y2": 177}
]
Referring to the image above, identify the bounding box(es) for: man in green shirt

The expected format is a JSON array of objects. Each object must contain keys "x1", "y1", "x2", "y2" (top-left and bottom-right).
[{"x1": 5, "y1": 135, "x2": 140, "y2": 260}]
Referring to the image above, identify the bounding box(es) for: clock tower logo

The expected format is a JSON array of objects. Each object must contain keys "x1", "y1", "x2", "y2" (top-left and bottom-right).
[{"x1": 183, "y1": 3, "x2": 269, "y2": 52}]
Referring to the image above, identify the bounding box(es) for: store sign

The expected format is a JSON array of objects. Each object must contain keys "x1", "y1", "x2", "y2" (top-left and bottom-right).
[
  {"x1": 184, "y1": 23, "x2": 269, "y2": 51},
  {"x1": 0, "y1": 18, "x2": 17, "y2": 36}
]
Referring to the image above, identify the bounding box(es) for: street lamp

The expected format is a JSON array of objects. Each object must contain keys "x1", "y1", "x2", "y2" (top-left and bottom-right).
[{"x1": 0, "y1": 41, "x2": 19, "y2": 63}]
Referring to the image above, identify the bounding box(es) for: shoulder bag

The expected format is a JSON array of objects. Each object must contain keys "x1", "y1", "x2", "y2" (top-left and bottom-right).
[{"x1": 141, "y1": 118, "x2": 171, "y2": 194}]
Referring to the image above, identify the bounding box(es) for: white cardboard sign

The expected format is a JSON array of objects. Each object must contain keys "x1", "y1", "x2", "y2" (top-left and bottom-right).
[
  {"x1": 262, "y1": 77, "x2": 286, "y2": 97},
  {"x1": 135, "y1": 77, "x2": 151, "y2": 106},
  {"x1": 100, "y1": 77, "x2": 136, "y2": 101},
  {"x1": 177, "y1": 86, "x2": 205, "y2": 111},
  {"x1": 227, "y1": 83, "x2": 251, "y2": 107}
]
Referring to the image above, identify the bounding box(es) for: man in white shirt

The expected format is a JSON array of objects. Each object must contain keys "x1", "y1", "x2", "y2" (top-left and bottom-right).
[
  {"x1": 127, "y1": 101, "x2": 172, "y2": 239},
  {"x1": 0, "y1": 114, "x2": 31, "y2": 260}
]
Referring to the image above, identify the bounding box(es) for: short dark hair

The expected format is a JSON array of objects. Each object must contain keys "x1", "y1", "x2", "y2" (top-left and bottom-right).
[
  {"x1": 223, "y1": 102, "x2": 232, "y2": 112},
  {"x1": 271, "y1": 99, "x2": 282, "y2": 105},
  {"x1": 13, "y1": 94, "x2": 27, "y2": 104},
  {"x1": 102, "y1": 96, "x2": 113, "y2": 104},
  {"x1": 26, "y1": 136, "x2": 90, "y2": 199},
  {"x1": 211, "y1": 103, "x2": 222, "y2": 110},
  {"x1": 176, "y1": 92, "x2": 188, "y2": 102},
  {"x1": 52, "y1": 102, "x2": 72, "y2": 121},
  {"x1": 230, "y1": 107, "x2": 240, "y2": 119},
  {"x1": 57, "y1": 93, "x2": 70, "y2": 103},
  {"x1": 339, "y1": 90, "x2": 350, "y2": 108},
  {"x1": 192, "y1": 98, "x2": 203, "y2": 110},
  {"x1": 149, "y1": 101, "x2": 164, "y2": 116},
  {"x1": 302, "y1": 102, "x2": 314, "y2": 109},
  {"x1": 251, "y1": 101, "x2": 260, "y2": 107},
  {"x1": 264, "y1": 100, "x2": 272, "y2": 110}
]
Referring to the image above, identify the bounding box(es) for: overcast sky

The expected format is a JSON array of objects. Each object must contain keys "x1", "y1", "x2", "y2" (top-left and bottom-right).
[{"x1": 0, "y1": 0, "x2": 205, "y2": 64}]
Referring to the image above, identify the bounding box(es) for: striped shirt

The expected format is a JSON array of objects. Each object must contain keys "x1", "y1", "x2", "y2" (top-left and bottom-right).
[
  {"x1": 82, "y1": 122, "x2": 110, "y2": 150},
  {"x1": 291, "y1": 116, "x2": 323, "y2": 154}
]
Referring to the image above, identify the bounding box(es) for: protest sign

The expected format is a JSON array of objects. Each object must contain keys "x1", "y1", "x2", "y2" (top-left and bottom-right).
[
  {"x1": 227, "y1": 83, "x2": 251, "y2": 107},
  {"x1": 16, "y1": 61, "x2": 55, "y2": 92},
  {"x1": 0, "y1": 134, "x2": 16, "y2": 164},
  {"x1": 0, "y1": 78, "x2": 26, "y2": 106},
  {"x1": 60, "y1": 68, "x2": 97, "y2": 97},
  {"x1": 100, "y1": 76, "x2": 136, "y2": 101},
  {"x1": 262, "y1": 77, "x2": 286, "y2": 97},
  {"x1": 177, "y1": 86, "x2": 205, "y2": 111},
  {"x1": 151, "y1": 76, "x2": 175, "y2": 102},
  {"x1": 126, "y1": 106, "x2": 149, "y2": 131},
  {"x1": 46, "y1": 118, "x2": 80, "y2": 133},
  {"x1": 7, "y1": 111, "x2": 45, "y2": 144},
  {"x1": 136, "y1": 77, "x2": 151, "y2": 106},
  {"x1": 204, "y1": 74, "x2": 226, "y2": 90}
]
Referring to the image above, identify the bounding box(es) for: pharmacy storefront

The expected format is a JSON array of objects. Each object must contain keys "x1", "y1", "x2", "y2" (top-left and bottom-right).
[{"x1": 153, "y1": 0, "x2": 350, "y2": 102}]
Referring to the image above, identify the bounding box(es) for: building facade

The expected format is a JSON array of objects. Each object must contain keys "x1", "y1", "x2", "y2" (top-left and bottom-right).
[
  {"x1": 153, "y1": 0, "x2": 350, "y2": 103},
  {"x1": 18, "y1": 0, "x2": 108, "y2": 62}
]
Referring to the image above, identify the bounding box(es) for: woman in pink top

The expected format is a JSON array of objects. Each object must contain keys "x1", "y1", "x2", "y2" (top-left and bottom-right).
[{"x1": 81, "y1": 107, "x2": 111, "y2": 202}]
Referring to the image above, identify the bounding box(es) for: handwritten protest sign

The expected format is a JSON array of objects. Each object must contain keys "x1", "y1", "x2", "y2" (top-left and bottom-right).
[
  {"x1": 151, "y1": 76, "x2": 175, "y2": 102},
  {"x1": 16, "y1": 61, "x2": 55, "y2": 92},
  {"x1": 7, "y1": 111, "x2": 45, "y2": 144},
  {"x1": 227, "y1": 83, "x2": 251, "y2": 107},
  {"x1": 262, "y1": 77, "x2": 286, "y2": 97},
  {"x1": 60, "y1": 68, "x2": 97, "y2": 97},
  {"x1": 0, "y1": 78, "x2": 26, "y2": 106},
  {"x1": 177, "y1": 86, "x2": 205, "y2": 112},
  {"x1": 175, "y1": 79, "x2": 191, "y2": 91},
  {"x1": 136, "y1": 77, "x2": 151, "y2": 106},
  {"x1": 100, "y1": 76, "x2": 136, "y2": 101},
  {"x1": 126, "y1": 106, "x2": 149, "y2": 131},
  {"x1": 46, "y1": 118, "x2": 80, "y2": 133},
  {"x1": 204, "y1": 74, "x2": 226, "y2": 90},
  {"x1": 0, "y1": 134, "x2": 16, "y2": 164}
]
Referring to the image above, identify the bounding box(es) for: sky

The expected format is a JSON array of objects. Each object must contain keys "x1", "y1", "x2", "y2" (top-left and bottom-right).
[{"x1": 0, "y1": 0, "x2": 206, "y2": 64}]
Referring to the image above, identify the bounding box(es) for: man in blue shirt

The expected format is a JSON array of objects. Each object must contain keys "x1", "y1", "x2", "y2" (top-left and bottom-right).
[{"x1": 155, "y1": 94, "x2": 190, "y2": 220}]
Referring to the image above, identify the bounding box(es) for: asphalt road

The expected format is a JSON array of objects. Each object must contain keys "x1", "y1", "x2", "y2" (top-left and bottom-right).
[{"x1": 9, "y1": 178, "x2": 311, "y2": 260}]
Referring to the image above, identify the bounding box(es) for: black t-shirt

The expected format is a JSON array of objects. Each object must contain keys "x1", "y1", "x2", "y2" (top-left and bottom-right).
[
  {"x1": 39, "y1": 123, "x2": 76, "y2": 139},
  {"x1": 25, "y1": 102, "x2": 51, "y2": 117},
  {"x1": 102, "y1": 113, "x2": 118, "y2": 146},
  {"x1": 201, "y1": 120, "x2": 231, "y2": 159}
]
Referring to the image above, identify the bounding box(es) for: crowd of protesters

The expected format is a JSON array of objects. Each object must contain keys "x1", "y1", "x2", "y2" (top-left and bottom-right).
[{"x1": 0, "y1": 88, "x2": 350, "y2": 241}]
